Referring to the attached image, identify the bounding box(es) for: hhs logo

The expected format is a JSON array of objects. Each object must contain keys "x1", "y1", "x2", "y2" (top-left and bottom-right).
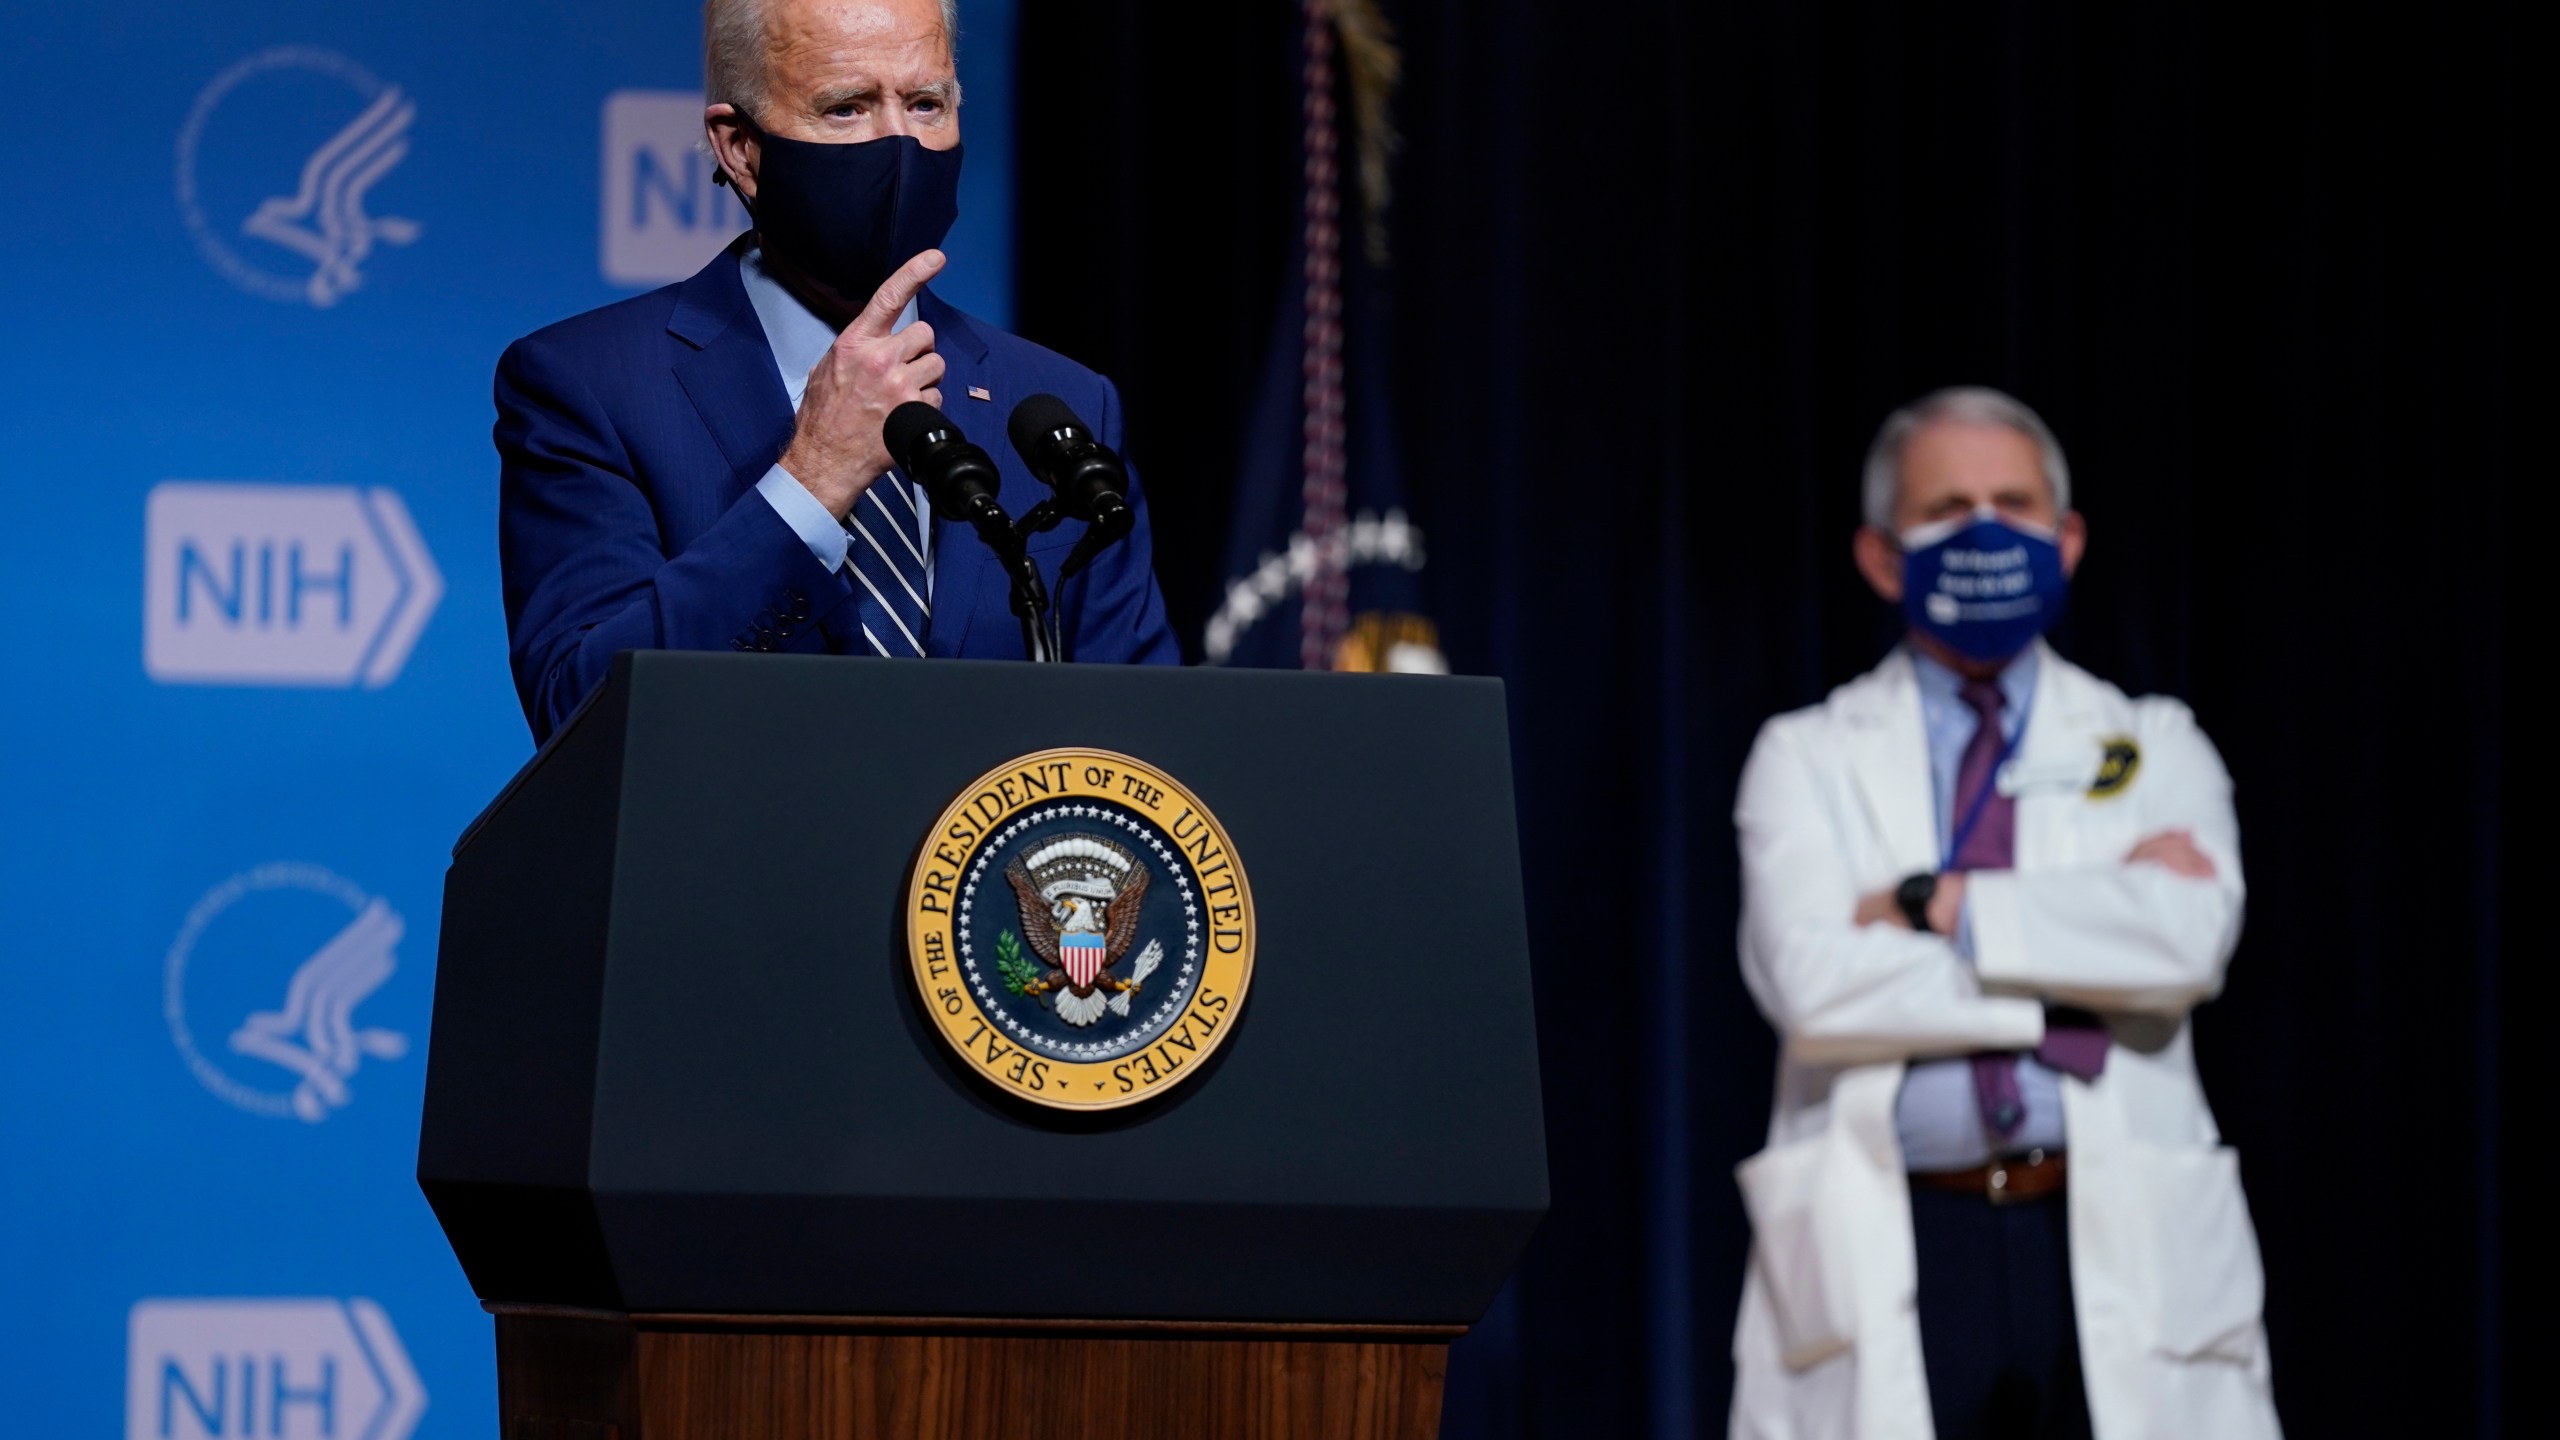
[
  {"x1": 177, "y1": 48, "x2": 421, "y2": 308},
  {"x1": 146, "y1": 483, "x2": 441, "y2": 689},
  {"x1": 127, "y1": 1299, "x2": 425, "y2": 1440},
  {"x1": 602, "y1": 90, "x2": 746, "y2": 286},
  {"x1": 164, "y1": 864, "x2": 411, "y2": 1123}
]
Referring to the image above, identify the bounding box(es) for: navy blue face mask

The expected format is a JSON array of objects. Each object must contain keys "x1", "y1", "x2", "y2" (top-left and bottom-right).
[
  {"x1": 1899, "y1": 509, "x2": 2070, "y2": 662},
  {"x1": 740, "y1": 129, "x2": 963, "y2": 304}
]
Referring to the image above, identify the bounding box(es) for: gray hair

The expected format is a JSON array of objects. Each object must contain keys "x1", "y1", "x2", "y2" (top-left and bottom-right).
[
  {"x1": 706, "y1": 0, "x2": 962, "y2": 120},
  {"x1": 1860, "y1": 385, "x2": 2072, "y2": 531}
]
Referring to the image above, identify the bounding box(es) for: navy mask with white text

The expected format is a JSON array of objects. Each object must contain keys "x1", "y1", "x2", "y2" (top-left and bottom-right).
[{"x1": 1899, "y1": 509, "x2": 2070, "y2": 662}]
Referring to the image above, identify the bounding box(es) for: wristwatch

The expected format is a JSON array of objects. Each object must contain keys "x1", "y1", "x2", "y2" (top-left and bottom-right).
[{"x1": 1895, "y1": 872, "x2": 1940, "y2": 933}]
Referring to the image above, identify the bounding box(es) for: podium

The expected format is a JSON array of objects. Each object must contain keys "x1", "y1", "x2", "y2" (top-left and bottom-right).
[{"x1": 419, "y1": 653, "x2": 1547, "y2": 1438}]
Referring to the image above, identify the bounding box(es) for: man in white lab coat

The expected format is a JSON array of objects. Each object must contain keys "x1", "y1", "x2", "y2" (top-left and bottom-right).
[{"x1": 1727, "y1": 388, "x2": 2280, "y2": 1440}]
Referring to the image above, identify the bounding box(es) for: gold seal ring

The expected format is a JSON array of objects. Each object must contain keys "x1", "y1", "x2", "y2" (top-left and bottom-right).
[{"x1": 906, "y1": 747, "x2": 1255, "y2": 1111}]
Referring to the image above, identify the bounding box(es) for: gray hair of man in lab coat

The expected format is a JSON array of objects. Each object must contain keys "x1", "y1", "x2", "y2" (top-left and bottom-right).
[{"x1": 1861, "y1": 386, "x2": 2075, "y2": 532}]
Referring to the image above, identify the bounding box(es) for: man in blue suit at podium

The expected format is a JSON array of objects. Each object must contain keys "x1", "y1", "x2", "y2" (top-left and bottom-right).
[{"x1": 495, "y1": 0, "x2": 1177, "y2": 742}]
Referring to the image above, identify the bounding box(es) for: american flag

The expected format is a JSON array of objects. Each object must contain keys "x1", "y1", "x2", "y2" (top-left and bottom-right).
[
  {"x1": 1061, "y1": 933, "x2": 1107, "y2": 990},
  {"x1": 1201, "y1": 0, "x2": 1431, "y2": 671}
]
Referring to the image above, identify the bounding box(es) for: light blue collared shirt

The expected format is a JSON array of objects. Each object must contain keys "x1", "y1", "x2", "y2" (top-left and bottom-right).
[
  {"x1": 1893, "y1": 644, "x2": 2069, "y2": 1170},
  {"x1": 740, "y1": 246, "x2": 933, "y2": 593}
]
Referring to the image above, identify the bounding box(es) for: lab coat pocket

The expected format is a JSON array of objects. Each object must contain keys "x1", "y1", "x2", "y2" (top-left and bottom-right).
[
  {"x1": 2137, "y1": 1141, "x2": 2265, "y2": 1363},
  {"x1": 1737, "y1": 1132, "x2": 1862, "y2": 1371}
]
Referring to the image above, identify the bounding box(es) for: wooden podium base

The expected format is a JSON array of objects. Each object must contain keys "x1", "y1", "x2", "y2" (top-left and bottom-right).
[{"x1": 492, "y1": 1306, "x2": 1461, "y2": 1440}]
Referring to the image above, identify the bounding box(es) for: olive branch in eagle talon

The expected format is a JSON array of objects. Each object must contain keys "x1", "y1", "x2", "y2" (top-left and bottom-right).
[
  {"x1": 993, "y1": 930, "x2": 1049, "y2": 1006},
  {"x1": 1002, "y1": 835, "x2": 1166, "y2": 1027}
]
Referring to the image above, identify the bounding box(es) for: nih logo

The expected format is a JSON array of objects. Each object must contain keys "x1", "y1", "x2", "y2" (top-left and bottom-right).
[
  {"x1": 601, "y1": 89, "x2": 746, "y2": 287},
  {"x1": 176, "y1": 49, "x2": 421, "y2": 309},
  {"x1": 145, "y1": 483, "x2": 441, "y2": 688},
  {"x1": 126, "y1": 1299, "x2": 425, "y2": 1440}
]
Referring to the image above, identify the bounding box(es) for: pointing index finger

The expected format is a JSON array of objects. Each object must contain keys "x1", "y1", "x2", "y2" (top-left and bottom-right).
[{"x1": 850, "y1": 249, "x2": 946, "y2": 339}]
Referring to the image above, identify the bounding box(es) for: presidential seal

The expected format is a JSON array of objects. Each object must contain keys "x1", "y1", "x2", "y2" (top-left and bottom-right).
[{"x1": 907, "y1": 749, "x2": 1255, "y2": 1111}]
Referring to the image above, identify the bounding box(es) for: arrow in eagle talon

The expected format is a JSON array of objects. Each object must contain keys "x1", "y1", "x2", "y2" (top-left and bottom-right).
[{"x1": 1107, "y1": 941, "x2": 1167, "y2": 1018}]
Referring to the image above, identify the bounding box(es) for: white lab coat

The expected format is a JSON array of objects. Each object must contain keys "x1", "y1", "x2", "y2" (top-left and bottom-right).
[{"x1": 1727, "y1": 644, "x2": 2280, "y2": 1440}]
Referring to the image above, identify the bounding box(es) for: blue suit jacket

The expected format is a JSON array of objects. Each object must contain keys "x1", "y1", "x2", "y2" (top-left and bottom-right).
[{"x1": 495, "y1": 242, "x2": 1178, "y2": 741}]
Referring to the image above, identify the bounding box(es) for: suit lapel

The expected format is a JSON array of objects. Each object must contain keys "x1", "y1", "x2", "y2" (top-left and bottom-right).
[
  {"x1": 1843, "y1": 652, "x2": 1942, "y2": 875},
  {"x1": 666, "y1": 243, "x2": 870, "y2": 652},
  {"x1": 919, "y1": 291, "x2": 997, "y2": 657},
  {"x1": 661, "y1": 274, "x2": 1009, "y2": 658},
  {"x1": 668, "y1": 250, "x2": 798, "y2": 499}
]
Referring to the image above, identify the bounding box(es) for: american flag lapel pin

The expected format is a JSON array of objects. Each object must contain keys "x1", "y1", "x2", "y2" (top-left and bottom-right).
[{"x1": 968, "y1": 385, "x2": 993, "y2": 402}]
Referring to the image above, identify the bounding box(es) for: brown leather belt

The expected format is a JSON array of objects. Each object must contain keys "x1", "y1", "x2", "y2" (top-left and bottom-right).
[{"x1": 1910, "y1": 1149, "x2": 2067, "y2": 1205}]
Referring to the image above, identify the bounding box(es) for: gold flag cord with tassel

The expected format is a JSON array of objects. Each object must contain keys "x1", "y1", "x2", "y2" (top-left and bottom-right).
[{"x1": 1317, "y1": 0, "x2": 1402, "y2": 266}]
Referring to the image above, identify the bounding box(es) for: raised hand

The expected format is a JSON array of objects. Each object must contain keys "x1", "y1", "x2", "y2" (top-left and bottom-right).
[{"x1": 777, "y1": 248, "x2": 949, "y2": 518}]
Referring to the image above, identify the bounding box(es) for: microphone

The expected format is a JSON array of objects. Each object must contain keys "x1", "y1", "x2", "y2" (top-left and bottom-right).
[
  {"x1": 884, "y1": 401, "x2": 1009, "y2": 535},
  {"x1": 880, "y1": 402, "x2": 1057, "y2": 662},
  {"x1": 1005, "y1": 394, "x2": 1134, "y2": 541}
]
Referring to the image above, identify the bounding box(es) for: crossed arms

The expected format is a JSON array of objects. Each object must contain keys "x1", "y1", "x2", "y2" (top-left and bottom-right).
[{"x1": 1736, "y1": 706, "x2": 2245, "y2": 1068}]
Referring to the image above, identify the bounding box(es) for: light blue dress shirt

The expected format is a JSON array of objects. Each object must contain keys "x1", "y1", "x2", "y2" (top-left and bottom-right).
[
  {"x1": 1893, "y1": 645, "x2": 2069, "y2": 1170},
  {"x1": 740, "y1": 246, "x2": 933, "y2": 593}
]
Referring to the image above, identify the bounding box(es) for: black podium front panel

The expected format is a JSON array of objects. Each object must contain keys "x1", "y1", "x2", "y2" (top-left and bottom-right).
[{"x1": 421, "y1": 653, "x2": 1546, "y2": 1324}]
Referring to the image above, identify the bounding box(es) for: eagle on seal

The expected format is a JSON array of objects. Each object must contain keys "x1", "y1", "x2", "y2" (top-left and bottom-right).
[{"x1": 1004, "y1": 834, "x2": 1164, "y2": 1026}]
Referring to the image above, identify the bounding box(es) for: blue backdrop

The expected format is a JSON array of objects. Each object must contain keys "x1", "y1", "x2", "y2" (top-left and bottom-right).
[{"x1": 0, "y1": 4, "x2": 1014, "y2": 1435}]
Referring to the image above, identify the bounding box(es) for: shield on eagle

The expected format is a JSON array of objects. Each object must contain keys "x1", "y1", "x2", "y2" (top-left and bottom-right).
[{"x1": 1061, "y1": 932, "x2": 1108, "y2": 989}]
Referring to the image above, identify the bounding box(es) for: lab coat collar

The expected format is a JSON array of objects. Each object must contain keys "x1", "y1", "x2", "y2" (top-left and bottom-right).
[
  {"x1": 1838, "y1": 639, "x2": 2101, "y2": 875},
  {"x1": 1838, "y1": 649, "x2": 1940, "y2": 875}
]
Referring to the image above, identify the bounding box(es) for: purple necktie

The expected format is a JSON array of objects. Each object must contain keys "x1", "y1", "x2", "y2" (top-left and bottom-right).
[{"x1": 1952, "y1": 680, "x2": 2107, "y2": 1145}]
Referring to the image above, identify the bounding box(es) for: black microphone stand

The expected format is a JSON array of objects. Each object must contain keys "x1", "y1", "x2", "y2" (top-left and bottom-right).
[
  {"x1": 973, "y1": 507, "x2": 1057, "y2": 663},
  {"x1": 888, "y1": 400, "x2": 1060, "y2": 663},
  {"x1": 1012, "y1": 500, "x2": 1133, "y2": 661},
  {"x1": 1055, "y1": 514, "x2": 1133, "y2": 583},
  {"x1": 1011, "y1": 500, "x2": 1072, "y2": 659}
]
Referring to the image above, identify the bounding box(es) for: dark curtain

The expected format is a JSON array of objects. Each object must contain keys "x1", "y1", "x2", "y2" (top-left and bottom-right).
[{"x1": 1018, "y1": 3, "x2": 2514, "y2": 1435}]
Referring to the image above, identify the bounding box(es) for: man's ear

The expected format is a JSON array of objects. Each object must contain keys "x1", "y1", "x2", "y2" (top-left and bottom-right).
[
  {"x1": 703, "y1": 103, "x2": 760, "y2": 205},
  {"x1": 2058, "y1": 510, "x2": 2088, "y2": 578},
  {"x1": 1853, "y1": 525, "x2": 1905, "y2": 603}
]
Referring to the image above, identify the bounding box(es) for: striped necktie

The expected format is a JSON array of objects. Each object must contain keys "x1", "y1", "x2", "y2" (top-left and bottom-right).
[{"x1": 844, "y1": 473, "x2": 931, "y2": 657}]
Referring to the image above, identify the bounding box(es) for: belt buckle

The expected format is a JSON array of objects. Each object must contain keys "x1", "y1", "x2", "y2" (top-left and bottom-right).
[{"x1": 1985, "y1": 1147, "x2": 2045, "y2": 1206}]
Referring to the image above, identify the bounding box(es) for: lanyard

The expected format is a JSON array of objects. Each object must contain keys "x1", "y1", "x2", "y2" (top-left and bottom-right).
[{"x1": 1942, "y1": 680, "x2": 2034, "y2": 870}]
